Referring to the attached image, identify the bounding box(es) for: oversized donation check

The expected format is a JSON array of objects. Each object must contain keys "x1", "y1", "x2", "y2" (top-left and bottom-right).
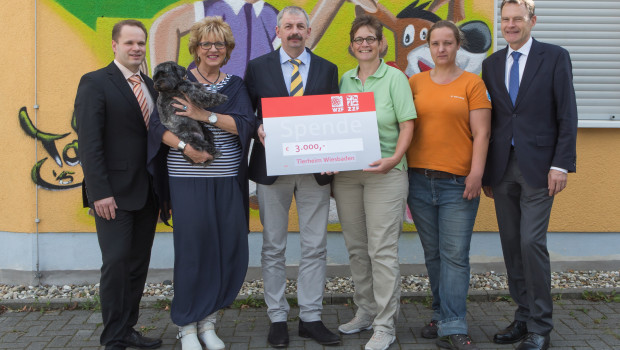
[{"x1": 262, "y1": 92, "x2": 381, "y2": 176}]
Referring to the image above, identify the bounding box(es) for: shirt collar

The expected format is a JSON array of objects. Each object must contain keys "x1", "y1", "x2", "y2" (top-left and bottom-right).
[
  {"x1": 114, "y1": 59, "x2": 141, "y2": 81},
  {"x1": 350, "y1": 59, "x2": 388, "y2": 80},
  {"x1": 507, "y1": 36, "x2": 533, "y2": 59},
  {"x1": 226, "y1": 0, "x2": 265, "y2": 16},
  {"x1": 279, "y1": 48, "x2": 310, "y2": 66}
]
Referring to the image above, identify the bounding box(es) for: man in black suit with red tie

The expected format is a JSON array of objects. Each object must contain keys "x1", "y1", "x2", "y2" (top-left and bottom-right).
[
  {"x1": 75, "y1": 20, "x2": 161, "y2": 350},
  {"x1": 481, "y1": 1, "x2": 577, "y2": 349}
]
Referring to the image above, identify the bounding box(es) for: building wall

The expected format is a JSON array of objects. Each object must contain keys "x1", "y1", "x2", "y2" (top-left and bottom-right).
[{"x1": 1, "y1": 0, "x2": 618, "y2": 242}]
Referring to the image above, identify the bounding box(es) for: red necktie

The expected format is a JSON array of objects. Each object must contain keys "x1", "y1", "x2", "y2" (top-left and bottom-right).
[{"x1": 128, "y1": 74, "x2": 150, "y2": 129}]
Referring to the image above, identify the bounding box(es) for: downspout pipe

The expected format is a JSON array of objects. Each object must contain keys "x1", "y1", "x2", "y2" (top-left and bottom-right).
[{"x1": 33, "y1": 0, "x2": 42, "y2": 285}]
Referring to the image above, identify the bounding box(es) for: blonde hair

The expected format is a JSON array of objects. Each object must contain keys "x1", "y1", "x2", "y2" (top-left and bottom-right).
[{"x1": 188, "y1": 16, "x2": 236, "y2": 66}]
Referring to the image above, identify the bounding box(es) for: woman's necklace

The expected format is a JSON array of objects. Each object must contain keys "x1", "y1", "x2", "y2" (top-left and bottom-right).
[{"x1": 197, "y1": 67, "x2": 221, "y2": 85}]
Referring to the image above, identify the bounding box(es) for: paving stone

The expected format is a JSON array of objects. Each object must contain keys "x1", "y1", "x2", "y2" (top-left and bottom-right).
[{"x1": 1, "y1": 299, "x2": 618, "y2": 349}]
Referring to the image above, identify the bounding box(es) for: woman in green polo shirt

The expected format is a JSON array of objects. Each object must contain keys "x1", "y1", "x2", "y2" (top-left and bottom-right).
[{"x1": 333, "y1": 14, "x2": 417, "y2": 350}]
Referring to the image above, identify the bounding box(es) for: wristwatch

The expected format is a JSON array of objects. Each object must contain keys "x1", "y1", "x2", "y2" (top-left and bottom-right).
[
  {"x1": 177, "y1": 140, "x2": 187, "y2": 152},
  {"x1": 208, "y1": 112, "x2": 218, "y2": 124}
]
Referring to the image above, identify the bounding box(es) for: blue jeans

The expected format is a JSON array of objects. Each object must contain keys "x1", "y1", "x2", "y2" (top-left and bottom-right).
[{"x1": 407, "y1": 170, "x2": 480, "y2": 336}]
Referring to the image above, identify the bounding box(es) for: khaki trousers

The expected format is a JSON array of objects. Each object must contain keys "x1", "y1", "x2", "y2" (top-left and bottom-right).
[
  {"x1": 333, "y1": 168, "x2": 407, "y2": 334},
  {"x1": 258, "y1": 174, "x2": 331, "y2": 322}
]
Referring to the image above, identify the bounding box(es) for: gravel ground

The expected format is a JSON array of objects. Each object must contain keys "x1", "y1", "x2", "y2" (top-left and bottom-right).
[{"x1": 1, "y1": 270, "x2": 618, "y2": 301}]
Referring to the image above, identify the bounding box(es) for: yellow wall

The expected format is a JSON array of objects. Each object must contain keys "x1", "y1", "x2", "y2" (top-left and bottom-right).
[{"x1": 1, "y1": 0, "x2": 618, "y2": 234}]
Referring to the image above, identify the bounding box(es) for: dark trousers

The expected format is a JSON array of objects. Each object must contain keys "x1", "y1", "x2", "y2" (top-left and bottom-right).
[
  {"x1": 94, "y1": 192, "x2": 158, "y2": 347},
  {"x1": 492, "y1": 151, "x2": 554, "y2": 335}
]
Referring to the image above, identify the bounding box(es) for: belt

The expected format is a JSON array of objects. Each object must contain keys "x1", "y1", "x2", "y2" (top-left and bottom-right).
[{"x1": 412, "y1": 168, "x2": 455, "y2": 179}]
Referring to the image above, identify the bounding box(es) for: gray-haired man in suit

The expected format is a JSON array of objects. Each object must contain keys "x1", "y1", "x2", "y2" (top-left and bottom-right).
[
  {"x1": 244, "y1": 5, "x2": 340, "y2": 348},
  {"x1": 481, "y1": 1, "x2": 577, "y2": 349}
]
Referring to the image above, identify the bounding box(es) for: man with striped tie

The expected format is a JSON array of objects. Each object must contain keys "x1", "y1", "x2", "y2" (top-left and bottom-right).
[
  {"x1": 244, "y1": 5, "x2": 340, "y2": 348},
  {"x1": 75, "y1": 20, "x2": 161, "y2": 350}
]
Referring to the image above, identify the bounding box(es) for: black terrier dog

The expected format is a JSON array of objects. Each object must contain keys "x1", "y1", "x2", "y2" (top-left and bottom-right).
[{"x1": 153, "y1": 61, "x2": 227, "y2": 166}]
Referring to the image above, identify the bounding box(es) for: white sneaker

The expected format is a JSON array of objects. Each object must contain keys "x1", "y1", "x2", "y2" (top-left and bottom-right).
[
  {"x1": 177, "y1": 324, "x2": 202, "y2": 350},
  {"x1": 338, "y1": 315, "x2": 373, "y2": 334},
  {"x1": 365, "y1": 330, "x2": 396, "y2": 350},
  {"x1": 198, "y1": 319, "x2": 225, "y2": 350}
]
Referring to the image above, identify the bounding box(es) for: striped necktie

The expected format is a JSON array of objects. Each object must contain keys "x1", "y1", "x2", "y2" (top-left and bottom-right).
[
  {"x1": 128, "y1": 74, "x2": 150, "y2": 129},
  {"x1": 289, "y1": 59, "x2": 303, "y2": 97}
]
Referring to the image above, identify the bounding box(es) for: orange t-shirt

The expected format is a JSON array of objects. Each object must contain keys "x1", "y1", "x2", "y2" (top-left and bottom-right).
[{"x1": 406, "y1": 71, "x2": 491, "y2": 176}]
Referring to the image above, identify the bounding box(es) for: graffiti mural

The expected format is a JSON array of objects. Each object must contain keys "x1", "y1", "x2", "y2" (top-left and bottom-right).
[
  {"x1": 150, "y1": 0, "x2": 280, "y2": 77},
  {"x1": 355, "y1": 0, "x2": 492, "y2": 76},
  {"x1": 19, "y1": 107, "x2": 82, "y2": 190},
  {"x1": 8, "y1": 0, "x2": 493, "y2": 232}
]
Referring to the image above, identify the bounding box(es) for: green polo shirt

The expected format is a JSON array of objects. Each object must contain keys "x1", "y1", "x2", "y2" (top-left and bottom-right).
[{"x1": 340, "y1": 60, "x2": 417, "y2": 170}]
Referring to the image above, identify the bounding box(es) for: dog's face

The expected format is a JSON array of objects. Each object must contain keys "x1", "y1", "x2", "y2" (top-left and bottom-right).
[{"x1": 153, "y1": 61, "x2": 187, "y2": 92}]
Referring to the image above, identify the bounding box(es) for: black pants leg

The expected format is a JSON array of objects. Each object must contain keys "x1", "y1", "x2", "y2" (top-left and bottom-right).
[{"x1": 95, "y1": 193, "x2": 158, "y2": 346}]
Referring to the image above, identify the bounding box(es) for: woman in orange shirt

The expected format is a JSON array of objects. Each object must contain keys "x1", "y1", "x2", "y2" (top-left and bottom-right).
[{"x1": 406, "y1": 20, "x2": 491, "y2": 350}]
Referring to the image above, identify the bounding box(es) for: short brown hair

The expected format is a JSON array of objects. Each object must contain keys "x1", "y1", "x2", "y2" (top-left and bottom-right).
[
  {"x1": 188, "y1": 16, "x2": 236, "y2": 66},
  {"x1": 500, "y1": 0, "x2": 536, "y2": 19},
  {"x1": 427, "y1": 20, "x2": 464, "y2": 46},
  {"x1": 112, "y1": 20, "x2": 147, "y2": 42},
  {"x1": 349, "y1": 15, "x2": 383, "y2": 43}
]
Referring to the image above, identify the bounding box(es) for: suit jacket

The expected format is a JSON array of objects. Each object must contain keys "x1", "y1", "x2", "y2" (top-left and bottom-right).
[
  {"x1": 481, "y1": 39, "x2": 578, "y2": 189},
  {"x1": 244, "y1": 48, "x2": 339, "y2": 185},
  {"x1": 75, "y1": 62, "x2": 157, "y2": 210}
]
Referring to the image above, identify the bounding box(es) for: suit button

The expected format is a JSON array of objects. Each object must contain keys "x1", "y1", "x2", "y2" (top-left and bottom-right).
[{"x1": 512, "y1": 114, "x2": 517, "y2": 118}]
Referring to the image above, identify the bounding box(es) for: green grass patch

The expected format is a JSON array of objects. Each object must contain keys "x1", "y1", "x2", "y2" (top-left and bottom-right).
[
  {"x1": 139, "y1": 325, "x2": 156, "y2": 334},
  {"x1": 153, "y1": 298, "x2": 171, "y2": 310},
  {"x1": 422, "y1": 291, "x2": 433, "y2": 309},
  {"x1": 81, "y1": 295, "x2": 101, "y2": 311},
  {"x1": 577, "y1": 307, "x2": 589, "y2": 314},
  {"x1": 232, "y1": 295, "x2": 266, "y2": 309},
  {"x1": 494, "y1": 295, "x2": 513, "y2": 302},
  {"x1": 581, "y1": 290, "x2": 619, "y2": 303}
]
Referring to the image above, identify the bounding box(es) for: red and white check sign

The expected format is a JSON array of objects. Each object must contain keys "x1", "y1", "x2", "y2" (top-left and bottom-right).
[{"x1": 262, "y1": 92, "x2": 381, "y2": 176}]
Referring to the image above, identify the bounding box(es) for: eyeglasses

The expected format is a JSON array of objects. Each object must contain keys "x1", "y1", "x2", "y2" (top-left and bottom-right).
[
  {"x1": 198, "y1": 41, "x2": 226, "y2": 50},
  {"x1": 352, "y1": 36, "x2": 377, "y2": 45}
]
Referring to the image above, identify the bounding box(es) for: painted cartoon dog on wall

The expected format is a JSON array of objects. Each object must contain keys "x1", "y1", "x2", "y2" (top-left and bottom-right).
[{"x1": 354, "y1": 0, "x2": 492, "y2": 76}]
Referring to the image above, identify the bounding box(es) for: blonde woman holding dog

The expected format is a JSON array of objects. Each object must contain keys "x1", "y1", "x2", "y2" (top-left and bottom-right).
[{"x1": 147, "y1": 16, "x2": 255, "y2": 350}]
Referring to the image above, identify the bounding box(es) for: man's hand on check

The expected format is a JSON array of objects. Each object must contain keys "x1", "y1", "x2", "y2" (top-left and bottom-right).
[{"x1": 258, "y1": 124, "x2": 266, "y2": 146}]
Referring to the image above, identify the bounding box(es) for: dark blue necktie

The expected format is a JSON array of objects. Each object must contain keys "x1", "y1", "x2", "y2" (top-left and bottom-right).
[
  {"x1": 509, "y1": 51, "x2": 522, "y2": 106},
  {"x1": 243, "y1": 3, "x2": 253, "y2": 64}
]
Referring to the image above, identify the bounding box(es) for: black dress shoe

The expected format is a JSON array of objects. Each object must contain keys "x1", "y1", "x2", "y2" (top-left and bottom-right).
[
  {"x1": 493, "y1": 320, "x2": 528, "y2": 344},
  {"x1": 268, "y1": 321, "x2": 289, "y2": 348},
  {"x1": 298, "y1": 320, "x2": 340, "y2": 345},
  {"x1": 516, "y1": 333, "x2": 550, "y2": 350},
  {"x1": 121, "y1": 329, "x2": 162, "y2": 349},
  {"x1": 105, "y1": 346, "x2": 126, "y2": 350}
]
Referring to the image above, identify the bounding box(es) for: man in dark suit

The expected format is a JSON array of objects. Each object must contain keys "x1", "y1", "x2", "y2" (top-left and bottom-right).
[
  {"x1": 244, "y1": 5, "x2": 340, "y2": 348},
  {"x1": 481, "y1": 1, "x2": 577, "y2": 349},
  {"x1": 75, "y1": 20, "x2": 161, "y2": 350}
]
